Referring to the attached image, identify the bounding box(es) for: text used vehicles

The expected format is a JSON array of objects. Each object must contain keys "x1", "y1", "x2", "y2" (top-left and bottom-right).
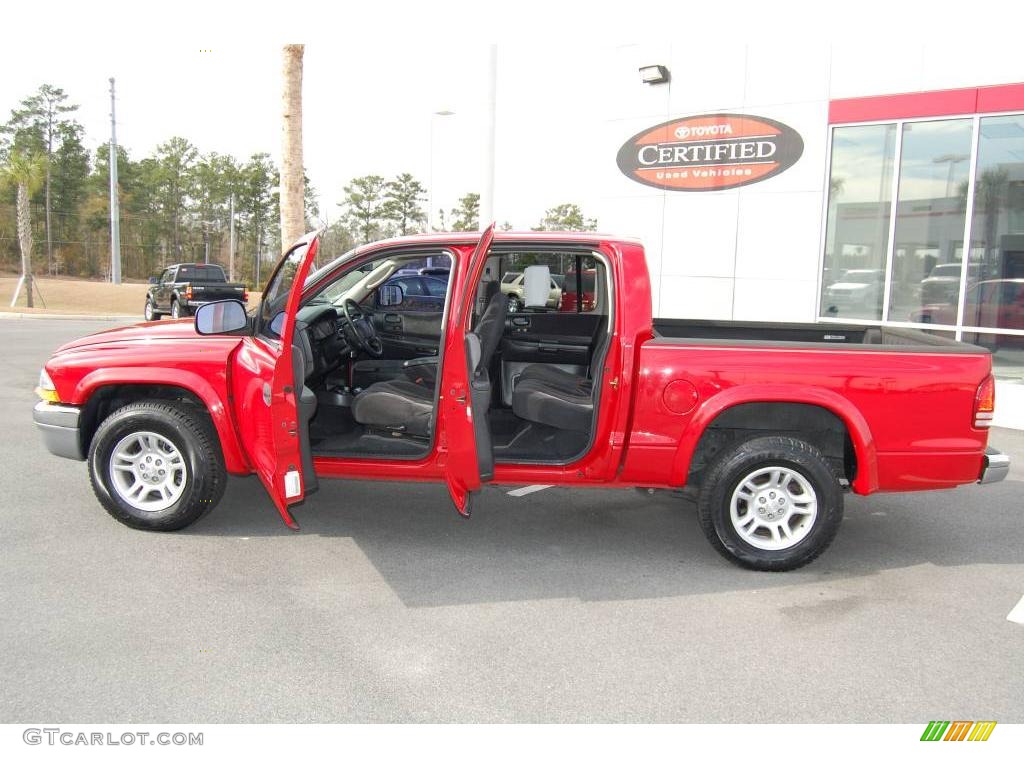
[
  {"x1": 33, "y1": 228, "x2": 1009, "y2": 570},
  {"x1": 144, "y1": 263, "x2": 248, "y2": 320}
]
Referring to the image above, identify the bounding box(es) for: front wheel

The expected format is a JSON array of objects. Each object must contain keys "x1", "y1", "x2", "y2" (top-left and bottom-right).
[
  {"x1": 697, "y1": 436, "x2": 843, "y2": 571},
  {"x1": 88, "y1": 400, "x2": 226, "y2": 531}
]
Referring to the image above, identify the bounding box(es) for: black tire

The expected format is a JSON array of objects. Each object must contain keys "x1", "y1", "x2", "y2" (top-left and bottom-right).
[
  {"x1": 170, "y1": 299, "x2": 183, "y2": 319},
  {"x1": 88, "y1": 400, "x2": 226, "y2": 531},
  {"x1": 144, "y1": 298, "x2": 161, "y2": 321},
  {"x1": 506, "y1": 294, "x2": 522, "y2": 313},
  {"x1": 697, "y1": 436, "x2": 843, "y2": 571}
]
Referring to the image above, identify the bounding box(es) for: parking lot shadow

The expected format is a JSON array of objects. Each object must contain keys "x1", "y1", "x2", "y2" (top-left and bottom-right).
[{"x1": 184, "y1": 472, "x2": 1024, "y2": 608}]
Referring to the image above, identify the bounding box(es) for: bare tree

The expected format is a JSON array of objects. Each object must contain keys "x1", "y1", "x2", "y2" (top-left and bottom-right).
[{"x1": 280, "y1": 44, "x2": 305, "y2": 248}]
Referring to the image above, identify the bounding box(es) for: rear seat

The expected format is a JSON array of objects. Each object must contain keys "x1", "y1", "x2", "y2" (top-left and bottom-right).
[
  {"x1": 512, "y1": 368, "x2": 594, "y2": 432},
  {"x1": 511, "y1": 325, "x2": 608, "y2": 432}
]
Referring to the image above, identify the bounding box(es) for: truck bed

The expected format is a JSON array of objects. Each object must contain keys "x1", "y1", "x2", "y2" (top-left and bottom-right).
[
  {"x1": 651, "y1": 319, "x2": 981, "y2": 352},
  {"x1": 629, "y1": 318, "x2": 994, "y2": 494}
]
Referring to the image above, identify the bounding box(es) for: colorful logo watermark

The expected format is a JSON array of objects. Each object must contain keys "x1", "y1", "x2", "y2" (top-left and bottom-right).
[{"x1": 921, "y1": 721, "x2": 997, "y2": 741}]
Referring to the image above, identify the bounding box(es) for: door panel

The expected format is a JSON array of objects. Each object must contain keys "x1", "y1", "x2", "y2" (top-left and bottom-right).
[
  {"x1": 231, "y1": 232, "x2": 321, "y2": 528},
  {"x1": 439, "y1": 224, "x2": 495, "y2": 515},
  {"x1": 373, "y1": 309, "x2": 443, "y2": 359}
]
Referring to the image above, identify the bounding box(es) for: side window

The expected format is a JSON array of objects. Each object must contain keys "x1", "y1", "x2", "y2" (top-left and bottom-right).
[
  {"x1": 160, "y1": 268, "x2": 174, "y2": 284},
  {"x1": 497, "y1": 251, "x2": 604, "y2": 314},
  {"x1": 311, "y1": 250, "x2": 455, "y2": 314},
  {"x1": 422, "y1": 277, "x2": 448, "y2": 297}
]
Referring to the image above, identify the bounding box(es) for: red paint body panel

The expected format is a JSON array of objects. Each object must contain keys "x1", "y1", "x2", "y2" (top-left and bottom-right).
[
  {"x1": 40, "y1": 231, "x2": 994, "y2": 507},
  {"x1": 829, "y1": 82, "x2": 1024, "y2": 124},
  {"x1": 46, "y1": 323, "x2": 251, "y2": 474},
  {"x1": 621, "y1": 342, "x2": 991, "y2": 493}
]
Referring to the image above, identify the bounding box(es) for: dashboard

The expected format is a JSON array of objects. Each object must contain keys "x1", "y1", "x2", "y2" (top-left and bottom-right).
[{"x1": 296, "y1": 303, "x2": 350, "y2": 383}]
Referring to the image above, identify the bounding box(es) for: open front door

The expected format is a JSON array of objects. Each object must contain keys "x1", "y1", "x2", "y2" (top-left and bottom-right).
[
  {"x1": 440, "y1": 223, "x2": 496, "y2": 516},
  {"x1": 233, "y1": 231, "x2": 321, "y2": 529}
]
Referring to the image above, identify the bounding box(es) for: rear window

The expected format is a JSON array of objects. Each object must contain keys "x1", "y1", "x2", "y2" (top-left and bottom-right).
[{"x1": 177, "y1": 265, "x2": 226, "y2": 282}]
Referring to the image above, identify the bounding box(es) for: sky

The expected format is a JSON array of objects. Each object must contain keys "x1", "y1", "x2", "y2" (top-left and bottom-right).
[
  {"x1": 1, "y1": 0, "x2": 1010, "y2": 233},
  {"x1": 0, "y1": 40, "x2": 508, "y2": 227}
]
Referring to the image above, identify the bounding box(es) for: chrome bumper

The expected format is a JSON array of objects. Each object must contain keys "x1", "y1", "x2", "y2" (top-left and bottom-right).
[
  {"x1": 33, "y1": 401, "x2": 85, "y2": 461},
  {"x1": 978, "y1": 447, "x2": 1010, "y2": 485}
]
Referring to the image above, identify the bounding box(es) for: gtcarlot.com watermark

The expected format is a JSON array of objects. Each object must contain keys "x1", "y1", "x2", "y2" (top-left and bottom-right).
[{"x1": 23, "y1": 728, "x2": 203, "y2": 746}]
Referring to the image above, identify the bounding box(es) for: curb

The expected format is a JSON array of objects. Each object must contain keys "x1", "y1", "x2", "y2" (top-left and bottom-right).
[{"x1": 0, "y1": 312, "x2": 139, "y2": 321}]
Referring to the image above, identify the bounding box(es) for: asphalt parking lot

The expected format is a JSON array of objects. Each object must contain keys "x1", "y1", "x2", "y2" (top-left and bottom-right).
[{"x1": 1, "y1": 317, "x2": 1022, "y2": 723}]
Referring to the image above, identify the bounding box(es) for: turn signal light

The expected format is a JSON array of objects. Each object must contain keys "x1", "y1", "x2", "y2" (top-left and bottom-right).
[{"x1": 974, "y1": 375, "x2": 995, "y2": 429}]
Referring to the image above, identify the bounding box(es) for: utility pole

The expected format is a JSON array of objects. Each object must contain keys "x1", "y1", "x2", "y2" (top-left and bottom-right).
[
  {"x1": 228, "y1": 194, "x2": 236, "y2": 282},
  {"x1": 108, "y1": 77, "x2": 122, "y2": 285}
]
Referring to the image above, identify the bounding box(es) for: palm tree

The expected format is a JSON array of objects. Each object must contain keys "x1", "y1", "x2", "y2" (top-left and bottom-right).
[
  {"x1": 1, "y1": 150, "x2": 45, "y2": 307},
  {"x1": 280, "y1": 44, "x2": 305, "y2": 248}
]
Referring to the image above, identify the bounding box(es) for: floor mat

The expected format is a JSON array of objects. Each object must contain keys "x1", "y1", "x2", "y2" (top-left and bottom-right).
[{"x1": 488, "y1": 408, "x2": 588, "y2": 462}]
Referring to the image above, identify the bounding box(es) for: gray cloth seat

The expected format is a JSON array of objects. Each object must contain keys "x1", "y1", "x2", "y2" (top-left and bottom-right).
[
  {"x1": 351, "y1": 379, "x2": 434, "y2": 436},
  {"x1": 353, "y1": 284, "x2": 508, "y2": 437},
  {"x1": 511, "y1": 319, "x2": 608, "y2": 433},
  {"x1": 515, "y1": 364, "x2": 592, "y2": 394},
  {"x1": 512, "y1": 363, "x2": 594, "y2": 433},
  {"x1": 512, "y1": 374, "x2": 594, "y2": 432}
]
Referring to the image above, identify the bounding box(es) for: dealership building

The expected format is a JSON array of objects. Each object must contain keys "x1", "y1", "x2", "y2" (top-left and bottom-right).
[{"x1": 493, "y1": 47, "x2": 1024, "y2": 381}]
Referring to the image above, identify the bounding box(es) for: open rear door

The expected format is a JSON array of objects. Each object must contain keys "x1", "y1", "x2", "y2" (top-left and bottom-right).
[
  {"x1": 233, "y1": 232, "x2": 320, "y2": 529},
  {"x1": 440, "y1": 223, "x2": 496, "y2": 516}
]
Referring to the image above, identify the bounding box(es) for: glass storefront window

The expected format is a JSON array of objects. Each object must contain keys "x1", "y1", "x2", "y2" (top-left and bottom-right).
[
  {"x1": 888, "y1": 119, "x2": 973, "y2": 324},
  {"x1": 966, "y1": 114, "x2": 1024, "y2": 333},
  {"x1": 820, "y1": 124, "x2": 896, "y2": 320}
]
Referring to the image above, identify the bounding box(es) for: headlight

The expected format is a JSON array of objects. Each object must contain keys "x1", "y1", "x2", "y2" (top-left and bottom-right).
[{"x1": 36, "y1": 368, "x2": 59, "y2": 403}]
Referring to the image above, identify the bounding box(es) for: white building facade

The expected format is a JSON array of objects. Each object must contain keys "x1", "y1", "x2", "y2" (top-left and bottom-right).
[{"x1": 492, "y1": 46, "x2": 1024, "y2": 370}]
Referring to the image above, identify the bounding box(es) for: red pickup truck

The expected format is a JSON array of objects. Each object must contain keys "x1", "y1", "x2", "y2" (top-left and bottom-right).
[{"x1": 32, "y1": 227, "x2": 1010, "y2": 570}]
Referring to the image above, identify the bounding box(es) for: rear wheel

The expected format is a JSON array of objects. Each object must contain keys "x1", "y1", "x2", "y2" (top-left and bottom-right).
[
  {"x1": 144, "y1": 298, "x2": 161, "y2": 321},
  {"x1": 697, "y1": 436, "x2": 843, "y2": 571},
  {"x1": 170, "y1": 299, "x2": 182, "y2": 319},
  {"x1": 88, "y1": 400, "x2": 226, "y2": 531}
]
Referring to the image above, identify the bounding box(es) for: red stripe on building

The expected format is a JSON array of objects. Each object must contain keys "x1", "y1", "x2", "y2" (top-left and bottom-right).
[{"x1": 829, "y1": 82, "x2": 1024, "y2": 124}]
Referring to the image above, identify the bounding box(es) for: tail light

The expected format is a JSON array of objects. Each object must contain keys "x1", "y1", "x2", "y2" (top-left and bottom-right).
[
  {"x1": 974, "y1": 375, "x2": 995, "y2": 429},
  {"x1": 185, "y1": 286, "x2": 193, "y2": 300},
  {"x1": 242, "y1": 289, "x2": 249, "y2": 303}
]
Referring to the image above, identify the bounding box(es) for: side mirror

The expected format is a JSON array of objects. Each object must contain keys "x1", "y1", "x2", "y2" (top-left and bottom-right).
[
  {"x1": 377, "y1": 284, "x2": 405, "y2": 307},
  {"x1": 148, "y1": 276, "x2": 159, "y2": 285},
  {"x1": 195, "y1": 300, "x2": 248, "y2": 335},
  {"x1": 523, "y1": 264, "x2": 552, "y2": 308}
]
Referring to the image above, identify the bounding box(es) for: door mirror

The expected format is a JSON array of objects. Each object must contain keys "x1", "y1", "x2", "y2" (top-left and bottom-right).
[
  {"x1": 148, "y1": 276, "x2": 159, "y2": 285},
  {"x1": 195, "y1": 299, "x2": 248, "y2": 335},
  {"x1": 523, "y1": 265, "x2": 552, "y2": 308},
  {"x1": 377, "y1": 284, "x2": 405, "y2": 307}
]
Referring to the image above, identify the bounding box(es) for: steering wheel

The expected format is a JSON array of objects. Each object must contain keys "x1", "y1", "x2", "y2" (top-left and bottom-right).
[{"x1": 340, "y1": 299, "x2": 383, "y2": 357}]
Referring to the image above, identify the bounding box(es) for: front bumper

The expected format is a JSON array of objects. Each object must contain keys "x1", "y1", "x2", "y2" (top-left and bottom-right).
[
  {"x1": 978, "y1": 446, "x2": 1010, "y2": 484},
  {"x1": 33, "y1": 401, "x2": 85, "y2": 461}
]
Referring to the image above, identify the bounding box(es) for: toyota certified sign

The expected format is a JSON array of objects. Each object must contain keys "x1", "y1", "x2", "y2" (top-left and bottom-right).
[{"x1": 617, "y1": 113, "x2": 804, "y2": 191}]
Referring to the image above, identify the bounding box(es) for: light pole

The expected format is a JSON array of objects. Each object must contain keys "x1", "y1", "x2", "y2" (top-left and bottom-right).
[
  {"x1": 428, "y1": 109, "x2": 455, "y2": 230},
  {"x1": 479, "y1": 45, "x2": 497, "y2": 228},
  {"x1": 934, "y1": 153, "x2": 968, "y2": 198}
]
